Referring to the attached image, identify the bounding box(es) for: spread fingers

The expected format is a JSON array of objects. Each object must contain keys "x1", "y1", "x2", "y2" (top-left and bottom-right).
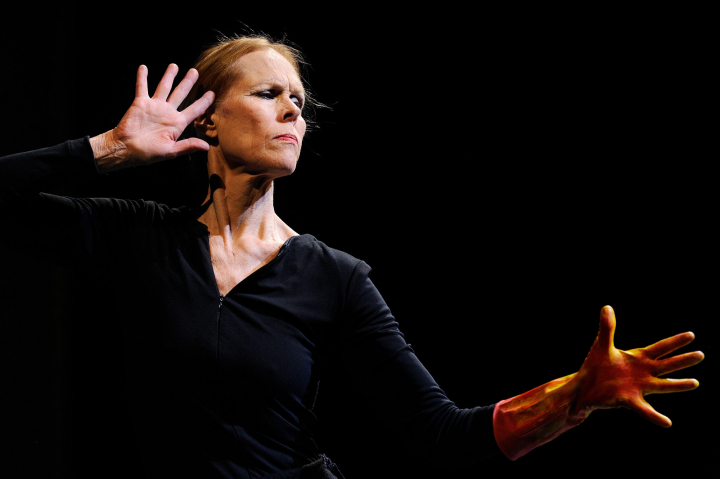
[
  {"x1": 643, "y1": 332, "x2": 695, "y2": 360},
  {"x1": 654, "y1": 351, "x2": 704, "y2": 376},
  {"x1": 645, "y1": 377, "x2": 700, "y2": 395},
  {"x1": 152, "y1": 64, "x2": 180, "y2": 101},
  {"x1": 167, "y1": 68, "x2": 199, "y2": 109}
]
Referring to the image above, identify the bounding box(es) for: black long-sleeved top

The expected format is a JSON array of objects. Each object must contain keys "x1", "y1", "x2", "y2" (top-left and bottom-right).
[{"x1": 0, "y1": 138, "x2": 500, "y2": 478}]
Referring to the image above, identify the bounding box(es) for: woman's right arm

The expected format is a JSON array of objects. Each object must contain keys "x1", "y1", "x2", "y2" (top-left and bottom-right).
[{"x1": 0, "y1": 64, "x2": 214, "y2": 262}]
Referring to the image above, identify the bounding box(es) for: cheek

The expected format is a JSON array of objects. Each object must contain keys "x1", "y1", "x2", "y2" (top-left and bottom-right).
[
  {"x1": 297, "y1": 118, "x2": 308, "y2": 140},
  {"x1": 218, "y1": 100, "x2": 266, "y2": 135},
  {"x1": 226, "y1": 113, "x2": 265, "y2": 148}
]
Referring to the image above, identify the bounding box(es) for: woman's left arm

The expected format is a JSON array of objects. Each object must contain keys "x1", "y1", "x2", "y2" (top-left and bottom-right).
[
  {"x1": 492, "y1": 305, "x2": 704, "y2": 460},
  {"x1": 337, "y1": 267, "x2": 704, "y2": 466},
  {"x1": 335, "y1": 265, "x2": 501, "y2": 466}
]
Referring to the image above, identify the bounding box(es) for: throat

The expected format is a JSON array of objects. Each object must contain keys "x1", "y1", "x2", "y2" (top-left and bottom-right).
[
  {"x1": 195, "y1": 174, "x2": 298, "y2": 295},
  {"x1": 200, "y1": 172, "x2": 277, "y2": 238}
]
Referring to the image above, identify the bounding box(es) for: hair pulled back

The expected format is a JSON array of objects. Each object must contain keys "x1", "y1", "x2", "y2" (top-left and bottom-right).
[{"x1": 183, "y1": 33, "x2": 317, "y2": 126}]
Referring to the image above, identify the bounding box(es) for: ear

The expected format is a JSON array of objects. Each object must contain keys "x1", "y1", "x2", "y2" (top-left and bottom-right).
[{"x1": 194, "y1": 109, "x2": 218, "y2": 139}]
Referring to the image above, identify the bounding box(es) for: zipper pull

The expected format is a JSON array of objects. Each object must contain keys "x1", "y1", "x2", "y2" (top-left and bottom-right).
[{"x1": 218, "y1": 294, "x2": 224, "y2": 312}]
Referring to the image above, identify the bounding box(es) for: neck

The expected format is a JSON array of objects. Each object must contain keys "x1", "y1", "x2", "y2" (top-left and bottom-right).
[{"x1": 198, "y1": 153, "x2": 293, "y2": 244}]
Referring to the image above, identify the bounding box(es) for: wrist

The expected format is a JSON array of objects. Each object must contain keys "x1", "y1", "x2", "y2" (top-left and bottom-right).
[
  {"x1": 493, "y1": 373, "x2": 589, "y2": 460},
  {"x1": 89, "y1": 129, "x2": 129, "y2": 173},
  {"x1": 567, "y1": 368, "x2": 596, "y2": 420}
]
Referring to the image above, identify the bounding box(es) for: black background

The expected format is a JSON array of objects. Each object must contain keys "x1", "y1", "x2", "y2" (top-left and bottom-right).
[{"x1": 0, "y1": 3, "x2": 713, "y2": 478}]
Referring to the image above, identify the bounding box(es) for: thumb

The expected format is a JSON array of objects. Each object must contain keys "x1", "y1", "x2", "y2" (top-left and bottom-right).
[
  {"x1": 597, "y1": 305, "x2": 616, "y2": 351},
  {"x1": 628, "y1": 395, "x2": 672, "y2": 428},
  {"x1": 167, "y1": 137, "x2": 210, "y2": 159}
]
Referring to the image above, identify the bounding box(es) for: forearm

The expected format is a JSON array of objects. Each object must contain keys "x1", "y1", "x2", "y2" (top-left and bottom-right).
[
  {"x1": 0, "y1": 137, "x2": 99, "y2": 207},
  {"x1": 493, "y1": 373, "x2": 589, "y2": 460}
]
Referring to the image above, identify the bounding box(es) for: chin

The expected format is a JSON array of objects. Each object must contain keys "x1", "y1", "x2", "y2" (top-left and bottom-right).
[
  {"x1": 265, "y1": 156, "x2": 299, "y2": 178},
  {"x1": 276, "y1": 161, "x2": 299, "y2": 178},
  {"x1": 227, "y1": 153, "x2": 299, "y2": 178}
]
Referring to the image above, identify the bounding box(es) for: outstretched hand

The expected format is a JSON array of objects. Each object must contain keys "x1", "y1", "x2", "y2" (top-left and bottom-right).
[
  {"x1": 573, "y1": 306, "x2": 704, "y2": 426},
  {"x1": 91, "y1": 64, "x2": 215, "y2": 171},
  {"x1": 493, "y1": 305, "x2": 704, "y2": 460}
]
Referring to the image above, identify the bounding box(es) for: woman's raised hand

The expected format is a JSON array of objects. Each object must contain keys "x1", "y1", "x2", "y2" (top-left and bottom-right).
[
  {"x1": 572, "y1": 306, "x2": 704, "y2": 426},
  {"x1": 90, "y1": 64, "x2": 215, "y2": 172}
]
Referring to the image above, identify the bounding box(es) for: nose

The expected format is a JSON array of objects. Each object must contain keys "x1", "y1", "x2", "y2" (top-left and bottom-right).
[{"x1": 280, "y1": 95, "x2": 301, "y2": 123}]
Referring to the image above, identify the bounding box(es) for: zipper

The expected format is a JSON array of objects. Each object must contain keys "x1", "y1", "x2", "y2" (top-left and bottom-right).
[{"x1": 216, "y1": 294, "x2": 224, "y2": 365}]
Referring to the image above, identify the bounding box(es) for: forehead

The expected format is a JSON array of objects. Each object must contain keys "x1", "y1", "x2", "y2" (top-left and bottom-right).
[{"x1": 234, "y1": 49, "x2": 304, "y2": 92}]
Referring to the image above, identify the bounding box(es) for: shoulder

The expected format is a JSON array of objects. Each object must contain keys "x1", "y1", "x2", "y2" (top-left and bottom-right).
[{"x1": 288, "y1": 234, "x2": 372, "y2": 281}]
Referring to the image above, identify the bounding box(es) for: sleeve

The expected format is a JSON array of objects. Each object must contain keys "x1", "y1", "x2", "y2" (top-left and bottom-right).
[
  {"x1": 0, "y1": 137, "x2": 160, "y2": 266},
  {"x1": 336, "y1": 261, "x2": 501, "y2": 468}
]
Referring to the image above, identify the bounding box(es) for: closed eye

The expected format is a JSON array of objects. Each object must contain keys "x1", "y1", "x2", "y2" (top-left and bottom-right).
[
  {"x1": 255, "y1": 90, "x2": 304, "y2": 110},
  {"x1": 256, "y1": 90, "x2": 276, "y2": 99},
  {"x1": 291, "y1": 95, "x2": 304, "y2": 109}
]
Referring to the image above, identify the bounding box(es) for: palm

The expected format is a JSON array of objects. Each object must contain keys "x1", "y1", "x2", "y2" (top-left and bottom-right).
[
  {"x1": 113, "y1": 64, "x2": 215, "y2": 165},
  {"x1": 575, "y1": 306, "x2": 703, "y2": 427}
]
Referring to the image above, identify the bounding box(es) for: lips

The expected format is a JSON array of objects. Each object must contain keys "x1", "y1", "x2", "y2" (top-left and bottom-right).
[{"x1": 274, "y1": 134, "x2": 298, "y2": 145}]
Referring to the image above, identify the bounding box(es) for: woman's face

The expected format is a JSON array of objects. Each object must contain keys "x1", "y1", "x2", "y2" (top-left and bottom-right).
[{"x1": 204, "y1": 48, "x2": 307, "y2": 177}]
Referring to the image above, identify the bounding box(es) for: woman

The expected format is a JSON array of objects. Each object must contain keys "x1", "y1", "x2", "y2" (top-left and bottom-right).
[{"x1": 0, "y1": 34, "x2": 704, "y2": 478}]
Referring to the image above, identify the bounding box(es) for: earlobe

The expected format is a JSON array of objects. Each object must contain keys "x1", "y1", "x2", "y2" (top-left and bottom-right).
[{"x1": 194, "y1": 112, "x2": 218, "y2": 139}]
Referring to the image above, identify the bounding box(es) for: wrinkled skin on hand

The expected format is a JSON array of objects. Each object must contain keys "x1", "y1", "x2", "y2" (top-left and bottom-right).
[{"x1": 572, "y1": 305, "x2": 704, "y2": 426}]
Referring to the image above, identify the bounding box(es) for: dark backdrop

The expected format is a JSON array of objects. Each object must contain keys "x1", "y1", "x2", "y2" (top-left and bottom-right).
[{"x1": 0, "y1": 3, "x2": 713, "y2": 478}]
